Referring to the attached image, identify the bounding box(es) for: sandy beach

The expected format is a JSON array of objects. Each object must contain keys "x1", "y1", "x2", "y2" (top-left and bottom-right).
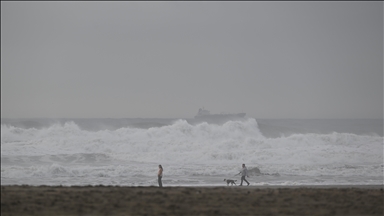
[{"x1": 1, "y1": 185, "x2": 383, "y2": 216}]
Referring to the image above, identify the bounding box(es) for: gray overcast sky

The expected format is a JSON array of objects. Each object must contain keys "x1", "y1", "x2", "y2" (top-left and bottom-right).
[{"x1": 1, "y1": 1, "x2": 383, "y2": 119}]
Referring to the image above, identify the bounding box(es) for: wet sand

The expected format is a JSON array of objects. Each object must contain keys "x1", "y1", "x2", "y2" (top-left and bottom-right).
[{"x1": 1, "y1": 185, "x2": 383, "y2": 215}]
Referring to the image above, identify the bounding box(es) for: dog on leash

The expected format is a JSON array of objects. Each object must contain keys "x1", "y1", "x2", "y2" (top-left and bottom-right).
[{"x1": 224, "y1": 179, "x2": 237, "y2": 186}]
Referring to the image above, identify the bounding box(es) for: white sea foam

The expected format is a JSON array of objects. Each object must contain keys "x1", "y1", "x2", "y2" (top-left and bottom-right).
[{"x1": 1, "y1": 119, "x2": 383, "y2": 186}]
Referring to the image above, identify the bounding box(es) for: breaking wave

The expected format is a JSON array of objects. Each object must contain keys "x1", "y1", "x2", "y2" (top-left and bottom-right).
[{"x1": 1, "y1": 119, "x2": 383, "y2": 185}]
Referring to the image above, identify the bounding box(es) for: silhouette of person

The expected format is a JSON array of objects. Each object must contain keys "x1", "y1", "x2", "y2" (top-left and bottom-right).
[
  {"x1": 158, "y1": 165, "x2": 163, "y2": 187},
  {"x1": 238, "y1": 163, "x2": 250, "y2": 186}
]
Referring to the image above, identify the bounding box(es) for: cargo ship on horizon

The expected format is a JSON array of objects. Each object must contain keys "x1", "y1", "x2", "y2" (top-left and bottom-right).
[{"x1": 194, "y1": 108, "x2": 246, "y2": 121}]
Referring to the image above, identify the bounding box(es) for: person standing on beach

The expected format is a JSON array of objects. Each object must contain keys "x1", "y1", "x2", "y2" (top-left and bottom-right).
[
  {"x1": 238, "y1": 164, "x2": 250, "y2": 186},
  {"x1": 158, "y1": 165, "x2": 163, "y2": 187}
]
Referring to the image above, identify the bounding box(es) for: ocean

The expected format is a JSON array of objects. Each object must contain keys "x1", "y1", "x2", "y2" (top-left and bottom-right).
[{"x1": 1, "y1": 118, "x2": 383, "y2": 187}]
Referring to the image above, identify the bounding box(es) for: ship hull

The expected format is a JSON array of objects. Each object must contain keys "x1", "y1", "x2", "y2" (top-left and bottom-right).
[
  {"x1": 195, "y1": 113, "x2": 245, "y2": 118},
  {"x1": 193, "y1": 108, "x2": 246, "y2": 124}
]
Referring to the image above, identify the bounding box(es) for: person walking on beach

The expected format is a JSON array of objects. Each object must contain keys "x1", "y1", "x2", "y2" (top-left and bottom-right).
[
  {"x1": 238, "y1": 164, "x2": 250, "y2": 186},
  {"x1": 158, "y1": 165, "x2": 163, "y2": 187}
]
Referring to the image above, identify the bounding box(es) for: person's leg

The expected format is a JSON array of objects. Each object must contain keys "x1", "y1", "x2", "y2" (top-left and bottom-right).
[
  {"x1": 240, "y1": 176, "x2": 244, "y2": 186},
  {"x1": 158, "y1": 176, "x2": 162, "y2": 187},
  {"x1": 244, "y1": 177, "x2": 250, "y2": 186}
]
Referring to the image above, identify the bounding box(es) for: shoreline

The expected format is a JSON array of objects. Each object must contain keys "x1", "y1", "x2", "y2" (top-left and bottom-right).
[
  {"x1": 2, "y1": 185, "x2": 383, "y2": 215},
  {"x1": 2, "y1": 184, "x2": 383, "y2": 189}
]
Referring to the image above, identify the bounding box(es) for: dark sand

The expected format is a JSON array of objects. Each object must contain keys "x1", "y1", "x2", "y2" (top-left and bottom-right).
[{"x1": 1, "y1": 185, "x2": 383, "y2": 215}]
